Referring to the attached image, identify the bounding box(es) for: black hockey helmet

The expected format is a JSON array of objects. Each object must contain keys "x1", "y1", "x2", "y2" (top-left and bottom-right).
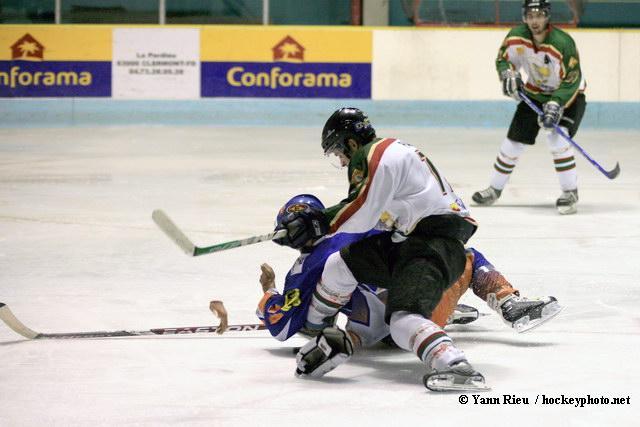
[
  {"x1": 522, "y1": 0, "x2": 551, "y2": 18},
  {"x1": 321, "y1": 107, "x2": 376, "y2": 157}
]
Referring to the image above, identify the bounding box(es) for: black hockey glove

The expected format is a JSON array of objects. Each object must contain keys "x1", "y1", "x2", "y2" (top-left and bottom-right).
[
  {"x1": 538, "y1": 101, "x2": 563, "y2": 130},
  {"x1": 273, "y1": 209, "x2": 329, "y2": 250},
  {"x1": 500, "y1": 69, "x2": 523, "y2": 101}
]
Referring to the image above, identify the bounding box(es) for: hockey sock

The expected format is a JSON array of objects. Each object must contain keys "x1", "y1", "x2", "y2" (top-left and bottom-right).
[
  {"x1": 489, "y1": 138, "x2": 526, "y2": 190},
  {"x1": 430, "y1": 252, "x2": 472, "y2": 327},
  {"x1": 547, "y1": 129, "x2": 577, "y2": 191},
  {"x1": 389, "y1": 311, "x2": 465, "y2": 370},
  {"x1": 306, "y1": 252, "x2": 358, "y2": 330},
  {"x1": 467, "y1": 248, "x2": 518, "y2": 303}
]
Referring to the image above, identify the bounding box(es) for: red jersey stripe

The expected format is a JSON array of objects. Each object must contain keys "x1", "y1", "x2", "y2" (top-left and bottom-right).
[{"x1": 329, "y1": 138, "x2": 396, "y2": 234}]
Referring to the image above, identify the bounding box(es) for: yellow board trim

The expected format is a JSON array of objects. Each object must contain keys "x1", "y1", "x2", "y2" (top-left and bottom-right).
[{"x1": 200, "y1": 27, "x2": 372, "y2": 62}]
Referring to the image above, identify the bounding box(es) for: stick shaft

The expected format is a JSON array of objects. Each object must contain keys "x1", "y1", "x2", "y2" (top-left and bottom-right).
[
  {"x1": 0, "y1": 302, "x2": 265, "y2": 340},
  {"x1": 518, "y1": 91, "x2": 620, "y2": 179}
]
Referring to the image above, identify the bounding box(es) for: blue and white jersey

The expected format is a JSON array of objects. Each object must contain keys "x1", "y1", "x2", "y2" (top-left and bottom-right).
[{"x1": 257, "y1": 230, "x2": 384, "y2": 341}]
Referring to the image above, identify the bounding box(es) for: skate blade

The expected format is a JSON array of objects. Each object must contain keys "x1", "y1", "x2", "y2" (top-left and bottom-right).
[
  {"x1": 513, "y1": 302, "x2": 564, "y2": 333},
  {"x1": 424, "y1": 374, "x2": 491, "y2": 392},
  {"x1": 557, "y1": 204, "x2": 577, "y2": 215}
]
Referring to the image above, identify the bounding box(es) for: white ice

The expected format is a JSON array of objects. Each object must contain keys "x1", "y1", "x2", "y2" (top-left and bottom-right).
[{"x1": 1, "y1": 126, "x2": 638, "y2": 426}]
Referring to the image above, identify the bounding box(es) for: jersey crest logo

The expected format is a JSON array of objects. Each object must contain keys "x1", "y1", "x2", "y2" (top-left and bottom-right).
[
  {"x1": 568, "y1": 56, "x2": 579, "y2": 69},
  {"x1": 532, "y1": 63, "x2": 550, "y2": 78}
]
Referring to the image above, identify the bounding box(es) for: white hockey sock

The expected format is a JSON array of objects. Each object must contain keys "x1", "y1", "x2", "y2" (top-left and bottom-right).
[
  {"x1": 489, "y1": 138, "x2": 526, "y2": 190},
  {"x1": 547, "y1": 129, "x2": 577, "y2": 191},
  {"x1": 389, "y1": 312, "x2": 465, "y2": 371},
  {"x1": 306, "y1": 252, "x2": 358, "y2": 329}
]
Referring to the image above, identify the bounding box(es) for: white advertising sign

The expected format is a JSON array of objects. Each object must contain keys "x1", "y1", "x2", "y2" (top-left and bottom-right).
[{"x1": 112, "y1": 28, "x2": 200, "y2": 99}]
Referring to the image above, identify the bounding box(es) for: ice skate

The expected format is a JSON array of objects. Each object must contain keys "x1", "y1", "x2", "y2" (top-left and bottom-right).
[
  {"x1": 556, "y1": 189, "x2": 578, "y2": 215},
  {"x1": 423, "y1": 360, "x2": 490, "y2": 392},
  {"x1": 447, "y1": 304, "x2": 481, "y2": 325},
  {"x1": 491, "y1": 293, "x2": 563, "y2": 333},
  {"x1": 472, "y1": 186, "x2": 502, "y2": 206}
]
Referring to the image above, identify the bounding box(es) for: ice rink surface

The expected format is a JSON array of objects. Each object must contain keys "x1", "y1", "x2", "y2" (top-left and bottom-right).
[{"x1": 1, "y1": 125, "x2": 638, "y2": 426}]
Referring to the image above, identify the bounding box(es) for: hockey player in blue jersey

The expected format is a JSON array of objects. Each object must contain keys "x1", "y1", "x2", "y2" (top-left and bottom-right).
[{"x1": 256, "y1": 194, "x2": 561, "y2": 391}]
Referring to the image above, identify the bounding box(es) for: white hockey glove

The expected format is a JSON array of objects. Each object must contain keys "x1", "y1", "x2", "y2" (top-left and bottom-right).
[
  {"x1": 538, "y1": 101, "x2": 563, "y2": 130},
  {"x1": 500, "y1": 69, "x2": 523, "y2": 101},
  {"x1": 295, "y1": 327, "x2": 353, "y2": 378}
]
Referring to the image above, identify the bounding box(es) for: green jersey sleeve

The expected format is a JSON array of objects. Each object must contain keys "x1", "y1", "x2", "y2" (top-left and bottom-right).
[
  {"x1": 549, "y1": 30, "x2": 583, "y2": 107},
  {"x1": 322, "y1": 148, "x2": 369, "y2": 224}
]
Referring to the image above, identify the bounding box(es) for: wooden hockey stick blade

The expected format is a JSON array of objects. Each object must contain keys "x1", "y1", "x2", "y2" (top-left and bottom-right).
[
  {"x1": 152, "y1": 209, "x2": 196, "y2": 256},
  {"x1": 152, "y1": 209, "x2": 287, "y2": 257},
  {"x1": 0, "y1": 302, "x2": 38, "y2": 339},
  {"x1": 605, "y1": 162, "x2": 620, "y2": 179},
  {"x1": 0, "y1": 302, "x2": 266, "y2": 340}
]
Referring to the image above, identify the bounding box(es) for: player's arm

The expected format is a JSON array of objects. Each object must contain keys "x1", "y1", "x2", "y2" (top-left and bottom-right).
[
  {"x1": 551, "y1": 38, "x2": 583, "y2": 108},
  {"x1": 256, "y1": 263, "x2": 297, "y2": 341},
  {"x1": 495, "y1": 32, "x2": 515, "y2": 76},
  {"x1": 495, "y1": 29, "x2": 523, "y2": 100}
]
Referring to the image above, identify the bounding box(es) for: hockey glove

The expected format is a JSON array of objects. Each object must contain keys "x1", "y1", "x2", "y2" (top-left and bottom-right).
[
  {"x1": 500, "y1": 69, "x2": 523, "y2": 101},
  {"x1": 295, "y1": 327, "x2": 353, "y2": 378},
  {"x1": 538, "y1": 101, "x2": 563, "y2": 130},
  {"x1": 273, "y1": 209, "x2": 329, "y2": 250}
]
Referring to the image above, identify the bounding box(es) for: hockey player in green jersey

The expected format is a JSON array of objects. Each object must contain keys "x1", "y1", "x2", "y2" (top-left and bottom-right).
[{"x1": 472, "y1": 0, "x2": 586, "y2": 214}]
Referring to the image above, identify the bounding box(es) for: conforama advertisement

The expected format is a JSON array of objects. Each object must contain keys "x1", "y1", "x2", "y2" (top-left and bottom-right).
[
  {"x1": 0, "y1": 25, "x2": 372, "y2": 99},
  {"x1": 200, "y1": 27, "x2": 372, "y2": 98},
  {"x1": 0, "y1": 26, "x2": 111, "y2": 97}
]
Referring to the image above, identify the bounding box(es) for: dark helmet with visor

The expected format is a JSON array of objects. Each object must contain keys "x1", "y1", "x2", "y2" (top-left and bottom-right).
[{"x1": 321, "y1": 107, "x2": 376, "y2": 157}]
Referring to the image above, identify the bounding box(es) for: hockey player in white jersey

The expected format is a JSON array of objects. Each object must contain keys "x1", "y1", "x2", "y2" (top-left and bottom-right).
[
  {"x1": 272, "y1": 109, "x2": 499, "y2": 390},
  {"x1": 266, "y1": 194, "x2": 561, "y2": 391},
  {"x1": 472, "y1": 0, "x2": 587, "y2": 214}
]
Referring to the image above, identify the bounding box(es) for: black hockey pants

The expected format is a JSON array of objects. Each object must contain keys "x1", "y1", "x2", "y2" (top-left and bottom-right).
[{"x1": 340, "y1": 215, "x2": 475, "y2": 321}]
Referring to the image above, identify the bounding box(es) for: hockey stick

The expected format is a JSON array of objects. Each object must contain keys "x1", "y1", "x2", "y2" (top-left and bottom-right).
[
  {"x1": 518, "y1": 91, "x2": 620, "y2": 179},
  {"x1": 152, "y1": 209, "x2": 287, "y2": 257},
  {"x1": 0, "y1": 302, "x2": 265, "y2": 340}
]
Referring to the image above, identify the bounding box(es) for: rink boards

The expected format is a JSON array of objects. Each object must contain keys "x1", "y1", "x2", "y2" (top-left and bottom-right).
[{"x1": 0, "y1": 24, "x2": 639, "y2": 102}]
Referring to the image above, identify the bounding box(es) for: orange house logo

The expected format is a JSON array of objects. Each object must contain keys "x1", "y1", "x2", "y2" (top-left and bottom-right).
[
  {"x1": 272, "y1": 36, "x2": 304, "y2": 62},
  {"x1": 11, "y1": 33, "x2": 44, "y2": 61}
]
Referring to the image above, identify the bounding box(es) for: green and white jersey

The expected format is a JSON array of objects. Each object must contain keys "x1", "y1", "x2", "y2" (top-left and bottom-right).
[
  {"x1": 322, "y1": 138, "x2": 475, "y2": 236},
  {"x1": 496, "y1": 24, "x2": 586, "y2": 107}
]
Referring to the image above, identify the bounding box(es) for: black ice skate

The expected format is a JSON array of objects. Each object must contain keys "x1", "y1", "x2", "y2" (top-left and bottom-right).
[
  {"x1": 423, "y1": 360, "x2": 490, "y2": 392},
  {"x1": 491, "y1": 294, "x2": 563, "y2": 333},
  {"x1": 447, "y1": 304, "x2": 483, "y2": 325},
  {"x1": 556, "y1": 189, "x2": 578, "y2": 215},
  {"x1": 472, "y1": 186, "x2": 502, "y2": 206}
]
